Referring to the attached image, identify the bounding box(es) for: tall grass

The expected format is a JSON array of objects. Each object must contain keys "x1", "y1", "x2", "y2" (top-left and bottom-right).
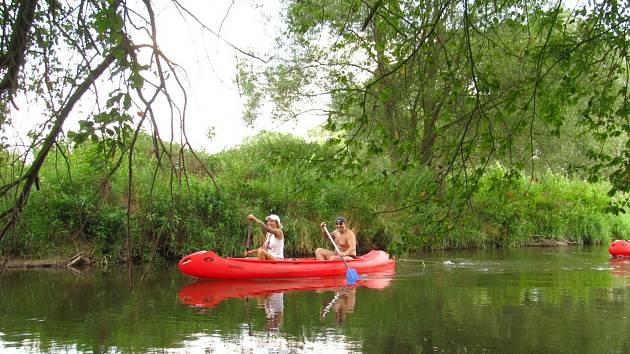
[{"x1": 1, "y1": 132, "x2": 628, "y2": 261}]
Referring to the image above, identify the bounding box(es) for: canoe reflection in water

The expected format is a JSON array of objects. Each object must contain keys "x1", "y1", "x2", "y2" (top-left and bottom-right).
[
  {"x1": 178, "y1": 270, "x2": 394, "y2": 329},
  {"x1": 609, "y1": 257, "x2": 630, "y2": 276}
]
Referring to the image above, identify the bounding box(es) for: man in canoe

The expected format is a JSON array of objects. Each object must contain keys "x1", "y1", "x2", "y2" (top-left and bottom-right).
[
  {"x1": 245, "y1": 214, "x2": 284, "y2": 260},
  {"x1": 315, "y1": 216, "x2": 357, "y2": 260}
]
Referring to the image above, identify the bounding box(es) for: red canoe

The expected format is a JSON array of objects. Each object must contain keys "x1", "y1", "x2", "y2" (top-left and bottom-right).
[
  {"x1": 178, "y1": 249, "x2": 396, "y2": 279},
  {"x1": 609, "y1": 240, "x2": 630, "y2": 257},
  {"x1": 178, "y1": 271, "x2": 394, "y2": 309}
]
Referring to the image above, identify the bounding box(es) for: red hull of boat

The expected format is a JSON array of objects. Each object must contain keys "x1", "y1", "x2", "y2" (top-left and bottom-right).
[
  {"x1": 609, "y1": 240, "x2": 630, "y2": 257},
  {"x1": 178, "y1": 249, "x2": 396, "y2": 279}
]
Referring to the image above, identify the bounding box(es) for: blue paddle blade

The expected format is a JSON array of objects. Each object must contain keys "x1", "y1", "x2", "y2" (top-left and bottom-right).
[{"x1": 346, "y1": 268, "x2": 360, "y2": 285}]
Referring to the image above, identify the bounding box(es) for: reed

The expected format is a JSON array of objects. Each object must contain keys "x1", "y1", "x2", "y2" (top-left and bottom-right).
[{"x1": 1, "y1": 133, "x2": 627, "y2": 261}]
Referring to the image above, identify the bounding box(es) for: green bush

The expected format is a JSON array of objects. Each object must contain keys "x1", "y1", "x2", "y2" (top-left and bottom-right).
[{"x1": 1, "y1": 132, "x2": 628, "y2": 262}]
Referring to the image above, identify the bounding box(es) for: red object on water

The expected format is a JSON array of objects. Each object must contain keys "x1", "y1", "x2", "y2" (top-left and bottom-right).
[
  {"x1": 178, "y1": 271, "x2": 394, "y2": 309},
  {"x1": 609, "y1": 240, "x2": 630, "y2": 257},
  {"x1": 178, "y1": 249, "x2": 395, "y2": 279}
]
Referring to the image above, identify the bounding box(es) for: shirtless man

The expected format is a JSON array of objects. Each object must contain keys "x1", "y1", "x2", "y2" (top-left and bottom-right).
[{"x1": 315, "y1": 216, "x2": 357, "y2": 260}]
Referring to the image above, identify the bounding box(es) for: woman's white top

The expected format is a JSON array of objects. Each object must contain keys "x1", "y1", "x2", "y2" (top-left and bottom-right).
[{"x1": 265, "y1": 232, "x2": 284, "y2": 259}]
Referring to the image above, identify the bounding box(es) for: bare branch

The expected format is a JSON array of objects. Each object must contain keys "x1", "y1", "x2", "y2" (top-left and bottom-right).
[{"x1": 0, "y1": 51, "x2": 117, "y2": 242}]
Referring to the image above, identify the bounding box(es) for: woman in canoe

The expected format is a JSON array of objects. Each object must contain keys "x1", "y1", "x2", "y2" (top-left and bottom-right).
[{"x1": 245, "y1": 214, "x2": 284, "y2": 260}]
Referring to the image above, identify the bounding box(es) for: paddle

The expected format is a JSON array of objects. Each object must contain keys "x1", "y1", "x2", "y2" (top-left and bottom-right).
[
  {"x1": 246, "y1": 220, "x2": 252, "y2": 249},
  {"x1": 244, "y1": 220, "x2": 255, "y2": 257},
  {"x1": 320, "y1": 291, "x2": 342, "y2": 319},
  {"x1": 323, "y1": 226, "x2": 360, "y2": 285}
]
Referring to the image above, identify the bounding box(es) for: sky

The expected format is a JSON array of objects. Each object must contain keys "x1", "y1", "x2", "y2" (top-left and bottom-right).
[
  {"x1": 149, "y1": 1, "x2": 326, "y2": 153},
  {"x1": 4, "y1": 1, "x2": 324, "y2": 156}
]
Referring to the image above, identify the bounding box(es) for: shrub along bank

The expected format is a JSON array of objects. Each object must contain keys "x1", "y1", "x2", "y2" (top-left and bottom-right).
[{"x1": 1, "y1": 132, "x2": 628, "y2": 263}]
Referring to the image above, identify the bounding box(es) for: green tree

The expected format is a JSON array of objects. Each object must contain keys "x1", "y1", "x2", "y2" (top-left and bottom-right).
[
  {"x1": 238, "y1": 0, "x2": 628, "y2": 210},
  {"x1": 0, "y1": 1, "x2": 228, "y2": 255}
]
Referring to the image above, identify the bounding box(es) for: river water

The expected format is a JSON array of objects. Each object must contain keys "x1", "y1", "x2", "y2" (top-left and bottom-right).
[{"x1": 1, "y1": 245, "x2": 629, "y2": 353}]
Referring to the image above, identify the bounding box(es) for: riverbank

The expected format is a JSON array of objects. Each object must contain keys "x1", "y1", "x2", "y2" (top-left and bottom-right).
[{"x1": 1, "y1": 253, "x2": 91, "y2": 270}]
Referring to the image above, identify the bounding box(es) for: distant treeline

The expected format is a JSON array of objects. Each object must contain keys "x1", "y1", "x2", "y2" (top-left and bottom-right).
[{"x1": 1, "y1": 132, "x2": 628, "y2": 263}]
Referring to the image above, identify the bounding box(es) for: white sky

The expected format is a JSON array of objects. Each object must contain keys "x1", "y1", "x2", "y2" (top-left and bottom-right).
[
  {"x1": 4, "y1": 1, "x2": 325, "y2": 156},
  {"x1": 150, "y1": 0, "x2": 326, "y2": 153}
]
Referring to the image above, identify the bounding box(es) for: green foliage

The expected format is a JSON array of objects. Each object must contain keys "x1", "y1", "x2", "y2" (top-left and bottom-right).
[
  {"x1": 1, "y1": 132, "x2": 628, "y2": 261},
  {"x1": 239, "y1": 0, "x2": 629, "y2": 210},
  {"x1": 0, "y1": 0, "x2": 627, "y2": 264},
  {"x1": 0, "y1": 0, "x2": 210, "y2": 255},
  {"x1": 471, "y1": 165, "x2": 623, "y2": 248}
]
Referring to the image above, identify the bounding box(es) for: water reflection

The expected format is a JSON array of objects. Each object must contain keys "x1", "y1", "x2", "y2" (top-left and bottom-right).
[
  {"x1": 5, "y1": 247, "x2": 630, "y2": 353},
  {"x1": 320, "y1": 287, "x2": 356, "y2": 324},
  {"x1": 178, "y1": 272, "x2": 394, "y2": 334},
  {"x1": 258, "y1": 292, "x2": 283, "y2": 331},
  {"x1": 608, "y1": 258, "x2": 630, "y2": 297},
  {"x1": 609, "y1": 257, "x2": 630, "y2": 277},
  {"x1": 175, "y1": 272, "x2": 394, "y2": 354},
  {"x1": 178, "y1": 272, "x2": 393, "y2": 312}
]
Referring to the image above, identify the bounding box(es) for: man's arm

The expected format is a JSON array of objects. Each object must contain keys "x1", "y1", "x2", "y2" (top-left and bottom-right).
[{"x1": 320, "y1": 222, "x2": 333, "y2": 239}]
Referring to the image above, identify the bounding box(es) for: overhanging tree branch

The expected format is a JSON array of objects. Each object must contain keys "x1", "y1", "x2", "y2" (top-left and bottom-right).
[
  {"x1": 0, "y1": 51, "x2": 117, "y2": 242},
  {"x1": 0, "y1": 0, "x2": 39, "y2": 102}
]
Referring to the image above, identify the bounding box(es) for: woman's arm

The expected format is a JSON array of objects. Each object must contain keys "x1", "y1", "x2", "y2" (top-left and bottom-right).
[
  {"x1": 248, "y1": 214, "x2": 283, "y2": 239},
  {"x1": 248, "y1": 214, "x2": 270, "y2": 232}
]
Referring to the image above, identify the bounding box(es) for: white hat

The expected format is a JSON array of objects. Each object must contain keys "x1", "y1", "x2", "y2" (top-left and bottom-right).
[{"x1": 266, "y1": 214, "x2": 280, "y2": 222}]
